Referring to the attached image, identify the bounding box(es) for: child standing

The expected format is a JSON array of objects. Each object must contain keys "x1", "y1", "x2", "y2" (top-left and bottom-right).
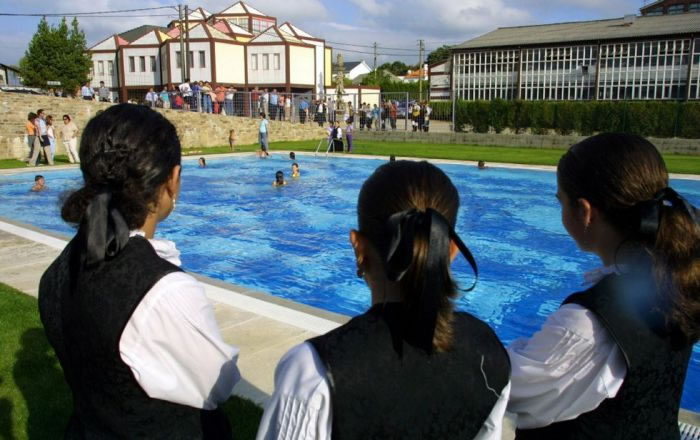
[
  {"x1": 229, "y1": 129, "x2": 236, "y2": 152},
  {"x1": 345, "y1": 120, "x2": 354, "y2": 153},
  {"x1": 46, "y1": 115, "x2": 56, "y2": 163}
]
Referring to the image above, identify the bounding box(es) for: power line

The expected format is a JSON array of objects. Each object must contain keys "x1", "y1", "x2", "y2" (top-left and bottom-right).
[
  {"x1": 326, "y1": 40, "x2": 419, "y2": 52},
  {"x1": 0, "y1": 14, "x2": 178, "y2": 18},
  {"x1": 0, "y1": 6, "x2": 177, "y2": 17}
]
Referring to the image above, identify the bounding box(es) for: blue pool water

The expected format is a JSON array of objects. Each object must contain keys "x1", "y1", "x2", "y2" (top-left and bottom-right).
[{"x1": 1, "y1": 155, "x2": 699, "y2": 411}]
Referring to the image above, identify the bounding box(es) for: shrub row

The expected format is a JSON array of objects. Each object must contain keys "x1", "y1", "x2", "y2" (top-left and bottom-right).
[{"x1": 429, "y1": 100, "x2": 700, "y2": 139}]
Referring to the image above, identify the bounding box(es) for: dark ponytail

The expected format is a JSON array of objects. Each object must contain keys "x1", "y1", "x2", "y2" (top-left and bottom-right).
[
  {"x1": 61, "y1": 104, "x2": 181, "y2": 230},
  {"x1": 558, "y1": 133, "x2": 700, "y2": 344},
  {"x1": 357, "y1": 161, "x2": 463, "y2": 352}
]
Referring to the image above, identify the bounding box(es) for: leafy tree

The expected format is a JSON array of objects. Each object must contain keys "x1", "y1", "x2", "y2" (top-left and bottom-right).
[
  {"x1": 426, "y1": 45, "x2": 451, "y2": 66},
  {"x1": 19, "y1": 17, "x2": 91, "y2": 94}
]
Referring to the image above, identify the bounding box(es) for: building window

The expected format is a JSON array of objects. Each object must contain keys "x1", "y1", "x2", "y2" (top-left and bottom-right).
[
  {"x1": 690, "y1": 2, "x2": 700, "y2": 11},
  {"x1": 188, "y1": 51, "x2": 194, "y2": 69},
  {"x1": 108, "y1": 60, "x2": 114, "y2": 75},
  {"x1": 129, "y1": 56, "x2": 135, "y2": 73},
  {"x1": 199, "y1": 51, "x2": 206, "y2": 68},
  {"x1": 262, "y1": 54, "x2": 269, "y2": 70},
  {"x1": 139, "y1": 56, "x2": 146, "y2": 72},
  {"x1": 176, "y1": 51, "x2": 182, "y2": 68},
  {"x1": 230, "y1": 17, "x2": 247, "y2": 29},
  {"x1": 150, "y1": 56, "x2": 157, "y2": 72},
  {"x1": 252, "y1": 18, "x2": 274, "y2": 34},
  {"x1": 98, "y1": 61, "x2": 104, "y2": 75},
  {"x1": 667, "y1": 4, "x2": 684, "y2": 14},
  {"x1": 646, "y1": 6, "x2": 663, "y2": 15},
  {"x1": 273, "y1": 53, "x2": 280, "y2": 70},
  {"x1": 251, "y1": 54, "x2": 258, "y2": 70}
]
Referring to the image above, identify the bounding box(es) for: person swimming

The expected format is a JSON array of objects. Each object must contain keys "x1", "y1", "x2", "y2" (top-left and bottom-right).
[
  {"x1": 477, "y1": 160, "x2": 487, "y2": 170},
  {"x1": 289, "y1": 152, "x2": 296, "y2": 160},
  {"x1": 198, "y1": 157, "x2": 206, "y2": 168},
  {"x1": 31, "y1": 175, "x2": 46, "y2": 192},
  {"x1": 273, "y1": 170, "x2": 287, "y2": 187},
  {"x1": 291, "y1": 162, "x2": 300, "y2": 178}
]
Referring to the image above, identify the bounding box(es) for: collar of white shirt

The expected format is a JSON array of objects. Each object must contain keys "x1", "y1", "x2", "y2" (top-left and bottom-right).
[{"x1": 129, "y1": 230, "x2": 181, "y2": 266}]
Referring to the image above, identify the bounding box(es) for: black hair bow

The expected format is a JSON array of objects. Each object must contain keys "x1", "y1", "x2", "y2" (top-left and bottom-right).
[
  {"x1": 636, "y1": 187, "x2": 699, "y2": 236},
  {"x1": 82, "y1": 189, "x2": 129, "y2": 266},
  {"x1": 384, "y1": 208, "x2": 478, "y2": 352}
]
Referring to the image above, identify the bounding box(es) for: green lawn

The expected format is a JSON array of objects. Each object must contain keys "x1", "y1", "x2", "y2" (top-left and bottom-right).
[
  {"x1": 3, "y1": 141, "x2": 699, "y2": 175},
  {"x1": 0, "y1": 283, "x2": 263, "y2": 439}
]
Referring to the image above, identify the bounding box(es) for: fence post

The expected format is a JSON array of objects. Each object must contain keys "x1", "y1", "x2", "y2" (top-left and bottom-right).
[
  {"x1": 405, "y1": 92, "x2": 409, "y2": 131},
  {"x1": 451, "y1": 89, "x2": 456, "y2": 133}
]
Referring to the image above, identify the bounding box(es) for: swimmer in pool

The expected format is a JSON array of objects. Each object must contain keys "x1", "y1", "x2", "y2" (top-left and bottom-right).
[
  {"x1": 291, "y1": 162, "x2": 300, "y2": 178},
  {"x1": 273, "y1": 170, "x2": 287, "y2": 187}
]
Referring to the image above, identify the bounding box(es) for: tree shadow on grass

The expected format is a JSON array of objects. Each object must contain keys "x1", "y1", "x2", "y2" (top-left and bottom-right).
[
  {"x1": 13, "y1": 328, "x2": 72, "y2": 440},
  {"x1": 0, "y1": 376, "x2": 13, "y2": 440}
]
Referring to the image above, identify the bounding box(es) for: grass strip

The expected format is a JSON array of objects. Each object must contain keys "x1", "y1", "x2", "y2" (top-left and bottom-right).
[{"x1": 0, "y1": 282, "x2": 262, "y2": 439}]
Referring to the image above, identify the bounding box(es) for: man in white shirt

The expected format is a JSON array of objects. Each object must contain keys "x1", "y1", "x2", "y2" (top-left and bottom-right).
[{"x1": 81, "y1": 82, "x2": 94, "y2": 101}]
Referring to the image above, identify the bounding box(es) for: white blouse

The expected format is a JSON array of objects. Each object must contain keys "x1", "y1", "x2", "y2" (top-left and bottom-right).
[
  {"x1": 507, "y1": 303, "x2": 627, "y2": 429},
  {"x1": 119, "y1": 232, "x2": 241, "y2": 410},
  {"x1": 256, "y1": 341, "x2": 511, "y2": 440}
]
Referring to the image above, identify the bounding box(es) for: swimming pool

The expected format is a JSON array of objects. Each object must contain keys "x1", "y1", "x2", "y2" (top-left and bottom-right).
[{"x1": 0, "y1": 155, "x2": 698, "y2": 411}]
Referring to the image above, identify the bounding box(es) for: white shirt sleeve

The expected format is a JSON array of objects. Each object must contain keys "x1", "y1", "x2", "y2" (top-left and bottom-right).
[
  {"x1": 120, "y1": 271, "x2": 240, "y2": 410},
  {"x1": 256, "y1": 342, "x2": 332, "y2": 440},
  {"x1": 256, "y1": 342, "x2": 511, "y2": 440},
  {"x1": 506, "y1": 304, "x2": 627, "y2": 429}
]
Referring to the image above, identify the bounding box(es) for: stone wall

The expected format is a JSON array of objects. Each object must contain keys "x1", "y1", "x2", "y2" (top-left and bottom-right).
[
  {"x1": 354, "y1": 129, "x2": 700, "y2": 156},
  {"x1": 0, "y1": 91, "x2": 327, "y2": 159}
]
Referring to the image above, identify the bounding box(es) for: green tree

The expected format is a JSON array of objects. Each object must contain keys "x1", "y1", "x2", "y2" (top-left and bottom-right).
[
  {"x1": 19, "y1": 17, "x2": 91, "y2": 94},
  {"x1": 426, "y1": 45, "x2": 451, "y2": 65}
]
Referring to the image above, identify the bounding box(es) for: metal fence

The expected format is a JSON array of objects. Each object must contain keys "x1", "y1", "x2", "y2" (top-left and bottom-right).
[{"x1": 126, "y1": 87, "x2": 454, "y2": 132}]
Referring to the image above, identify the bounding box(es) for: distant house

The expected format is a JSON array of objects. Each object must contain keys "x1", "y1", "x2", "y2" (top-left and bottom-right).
[
  {"x1": 332, "y1": 60, "x2": 371, "y2": 81},
  {"x1": 398, "y1": 68, "x2": 426, "y2": 83},
  {"x1": 86, "y1": 1, "x2": 333, "y2": 101},
  {"x1": 641, "y1": 0, "x2": 700, "y2": 15},
  {"x1": 0, "y1": 64, "x2": 22, "y2": 86},
  {"x1": 429, "y1": 61, "x2": 450, "y2": 100}
]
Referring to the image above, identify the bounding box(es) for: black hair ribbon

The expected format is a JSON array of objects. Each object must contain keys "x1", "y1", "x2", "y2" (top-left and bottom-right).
[
  {"x1": 384, "y1": 208, "x2": 478, "y2": 351},
  {"x1": 636, "y1": 187, "x2": 699, "y2": 236},
  {"x1": 82, "y1": 189, "x2": 129, "y2": 266}
]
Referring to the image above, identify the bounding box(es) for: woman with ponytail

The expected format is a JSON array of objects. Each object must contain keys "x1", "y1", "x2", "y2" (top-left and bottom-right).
[
  {"x1": 257, "y1": 160, "x2": 511, "y2": 440},
  {"x1": 508, "y1": 133, "x2": 699, "y2": 439},
  {"x1": 38, "y1": 104, "x2": 240, "y2": 438}
]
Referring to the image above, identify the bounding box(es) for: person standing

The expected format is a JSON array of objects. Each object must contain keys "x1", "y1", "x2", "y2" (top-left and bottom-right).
[
  {"x1": 315, "y1": 99, "x2": 326, "y2": 127},
  {"x1": 299, "y1": 98, "x2": 308, "y2": 124},
  {"x1": 81, "y1": 82, "x2": 94, "y2": 101},
  {"x1": 390, "y1": 102, "x2": 397, "y2": 130},
  {"x1": 38, "y1": 104, "x2": 240, "y2": 438},
  {"x1": 259, "y1": 112, "x2": 270, "y2": 157},
  {"x1": 178, "y1": 79, "x2": 192, "y2": 111},
  {"x1": 345, "y1": 120, "x2": 354, "y2": 153},
  {"x1": 285, "y1": 94, "x2": 291, "y2": 121},
  {"x1": 159, "y1": 88, "x2": 170, "y2": 109},
  {"x1": 28, "y1": 109, "x2": 53, "y2": 166},
  {"x1": 46, "y1": 115, "x2": 56, "y2": 163},
  {"x1": 25, "y1": 112, "x2": 37, "y2": 163},
  {"x1": 225, "y1": 87, "x2": 235, "y2": 116},
  {"x1": 98, "y1": 81, "x2": 110, "y2": 102},
  {"x1": 269, "y1": 89, "x2": 279, "y2": 120},
  {"x1": 277, "y1": 95, "x2": 285, "y2": 121},
  {"x1": 60, "y1": 114, "x2": 80, "y2": 164},
  {"x1": 145, "y1": 88, "x2": 158, "y2": 108},
  {"x1": 214, "y1": 84, "x2": 226, "y2": 115},
  {"x1": 256, "y1": 160, "x2": 510, "y2": 440},
  {"x1": 507, "y1": 133, "x2": 699, "y2": 439}
]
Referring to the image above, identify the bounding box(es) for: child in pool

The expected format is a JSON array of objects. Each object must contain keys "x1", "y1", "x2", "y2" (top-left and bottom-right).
[
  {"x1": 198, "y1": 157, "x2": 206, "y2": 168},
  {"x1": 273, "y1": 170, "x2": 287, "y2": 187},
  {"x1": 289, "y1": 152, "x2": 296, "y2": 160},
  {"x1": 291, "y1": 162, "x2": 300, "y2": 178}
]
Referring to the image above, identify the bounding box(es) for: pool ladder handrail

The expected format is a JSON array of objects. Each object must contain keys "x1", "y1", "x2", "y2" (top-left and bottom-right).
[{"x1": 314, "y1": 137, "x2": 334, "y2": 157}]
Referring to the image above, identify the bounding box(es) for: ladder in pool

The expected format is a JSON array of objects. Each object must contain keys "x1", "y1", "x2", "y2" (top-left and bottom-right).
[{"x1": 314, "y1": 137, "x2": 334, "y2": 156}]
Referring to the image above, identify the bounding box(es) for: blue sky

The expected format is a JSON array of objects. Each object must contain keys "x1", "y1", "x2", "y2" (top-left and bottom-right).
[{"x1": 1, "y1": 0, "x2": 651, "y2": 67}]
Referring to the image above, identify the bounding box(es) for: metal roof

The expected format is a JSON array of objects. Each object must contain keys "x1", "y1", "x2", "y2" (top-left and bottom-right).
[
  {"x1": 119, "y1": 25, "x2": 169, "y2": 43},
  {"x1": 454, "y1": 13, "x2": 700, "y2": 50}
]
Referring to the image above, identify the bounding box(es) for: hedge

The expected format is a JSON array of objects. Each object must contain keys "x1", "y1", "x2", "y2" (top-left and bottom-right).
[{"x1": 429, "y1": 100, "x2": 700, "y2": 139}]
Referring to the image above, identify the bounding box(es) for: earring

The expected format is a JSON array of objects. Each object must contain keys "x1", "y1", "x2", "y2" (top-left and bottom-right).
[
  {"x1": 172, "y1": 197, "x2": 177, "y2": 211},
  {"x1": 356, "y1": 268, "x2": 365, "y2": 278}
]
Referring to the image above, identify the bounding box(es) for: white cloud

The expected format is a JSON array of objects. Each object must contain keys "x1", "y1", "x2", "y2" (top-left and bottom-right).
[{"x1": 348, "y1": 0, "x2": 389, "y2": 16}]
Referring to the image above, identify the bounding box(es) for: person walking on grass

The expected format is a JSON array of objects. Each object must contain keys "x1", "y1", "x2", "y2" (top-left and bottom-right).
[
  {"x1": 60, "y1": 114, "x2": 80, "y2": 163},
  {"x1": 28, "y1": 109, "x2": 53, "y2": 166},
  {"x1": 259, "y1": 112, "x2": 270, "y2": 158}
]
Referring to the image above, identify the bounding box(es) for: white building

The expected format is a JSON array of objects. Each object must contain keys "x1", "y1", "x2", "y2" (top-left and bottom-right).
[{"x1": 86, "y1": 1, "x2": 332, "y2": 101}]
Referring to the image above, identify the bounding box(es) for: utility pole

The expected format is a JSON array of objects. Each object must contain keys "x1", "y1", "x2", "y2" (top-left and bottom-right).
[
  {"x1": 185, "y1": 5, "x2": 190, "y2": 80},
  {"x1": 373, "y1": 42, "x2": 377, "y2": 83},
  {"x1": 418, "y1": 39, "x2": 424, "y2": 101},
  {"x1": 178, "y1": 4, "x2": 185, "y2": 83}
]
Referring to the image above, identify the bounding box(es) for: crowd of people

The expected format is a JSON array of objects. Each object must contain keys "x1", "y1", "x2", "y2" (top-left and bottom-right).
[
  {"x1": 23, "y1": 109, "x2": 80, "y2": 167},
  {"x1": 28, "y1": 103, "x2": 699, "y2": 439}
]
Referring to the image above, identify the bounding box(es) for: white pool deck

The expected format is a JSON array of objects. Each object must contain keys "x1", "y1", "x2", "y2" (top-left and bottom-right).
[{"x1": 2, "y1": 153, "x2": 698, "y2": 437}]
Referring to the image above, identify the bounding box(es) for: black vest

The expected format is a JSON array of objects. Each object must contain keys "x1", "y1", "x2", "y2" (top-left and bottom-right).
[
  {"x1": 38, "y1": 235, "x2": 232, "y2": 439},
  {"x1": 515, "y1": 274, "x2": 692, "y2": 440},
  {"x1": 308, "y1": 303, "x2": 510, "y2": 440}
]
